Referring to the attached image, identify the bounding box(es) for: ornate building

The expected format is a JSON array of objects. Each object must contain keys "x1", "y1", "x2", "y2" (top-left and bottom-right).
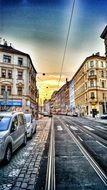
[
  {"x1": 73, "y1": 54, "x2": 106, "y2": 117},
  {"x1": 101, "y1": 25, "x2": 107, "y2": 58},
  {"x1": 0, "y1": 41, "x2": 37, "y2": 115}
]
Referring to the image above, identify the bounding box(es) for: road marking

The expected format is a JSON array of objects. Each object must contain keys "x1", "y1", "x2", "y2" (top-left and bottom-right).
[
  {"x1": 70, "y1": 126, "x2": 78, "y2": 130},
  {"x1": 78, "y1": 136, "x2": 83, "y2": 141},
  {"x1": 96, "y1": 141, "x2": 107, "y2": 149},
  {"x1": 66, "y1": 124, "x2": 69, "y2": 126},
  {"x1": 86, "y1": 134, "x2": 92, "y2": 138},
  {"x1": 57, "y1": 126, "x2": 63, "y2": 131},
  {"x1": 97, "y1": 126, "x2": 107, "y2": 130},
  {"x1": 83, "y1": 125, "x2": 94, "y2": 131}
]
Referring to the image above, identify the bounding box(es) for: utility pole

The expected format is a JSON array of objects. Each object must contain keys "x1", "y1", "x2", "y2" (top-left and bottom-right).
[{"x1": 104, "y1": 97, "x2": 106, "y2": 113}]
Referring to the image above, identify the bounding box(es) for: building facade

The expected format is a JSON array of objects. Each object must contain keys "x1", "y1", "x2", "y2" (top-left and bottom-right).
[
  {"x1": 101, "y1": 25, "x2": 107, "y2": 59},
  {"x1": 51, "y1": 79, "x2": 70, "y2": 114},
  {"x1": 0, "y1": 42, "x2": 37, "y2": 116},
  {"x1": 69, "y1": 79, "x2": 75, "y2": 113},
  {"x1": 73, "y1": 54, "x2": 106, "y2": 117}
]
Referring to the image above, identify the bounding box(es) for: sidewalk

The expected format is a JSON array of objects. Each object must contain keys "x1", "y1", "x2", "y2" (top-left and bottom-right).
[{"x1": 85, "y1": 116, "x2": 107, "y2": 125}]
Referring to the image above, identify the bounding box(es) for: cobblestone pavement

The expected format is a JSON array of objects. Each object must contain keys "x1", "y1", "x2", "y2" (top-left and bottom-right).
[{"x1": 0, "y1": 118, "x2": 51, "y2": 190}]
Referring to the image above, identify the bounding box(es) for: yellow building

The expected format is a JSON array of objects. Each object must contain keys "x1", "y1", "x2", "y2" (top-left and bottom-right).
[{"x1": 73, "y1": 54, "x2": 106, "y2": 117}]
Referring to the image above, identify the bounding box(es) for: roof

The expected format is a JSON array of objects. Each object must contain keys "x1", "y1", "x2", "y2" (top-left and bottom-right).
[
  {"x1": 0, "y1": 44, "x2": 28, "y2": 56},
  {"x1": 0, "y1": 44, "x2": 37, "y2": 73},
  {"x1": 100, "y1": 25, "x2": 107, "y2": 39},
  {"x1": 0, "y1": 111, "x2": 24, "y2": 117},
  {"x1": 72, "y1": 54, "x2": 106, "y2": 81}
]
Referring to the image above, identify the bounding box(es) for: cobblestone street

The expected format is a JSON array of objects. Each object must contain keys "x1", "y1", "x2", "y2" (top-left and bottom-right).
[{"x1": 0, "y1": 118, "x2": 51, "y2": 190}]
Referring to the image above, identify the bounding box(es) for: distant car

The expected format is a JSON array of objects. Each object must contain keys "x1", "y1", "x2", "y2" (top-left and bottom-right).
[
  {"x1": 43, "y1": 112, "x2": 49, "y2": 117},
  {"x1": 100, "y1": 113, "x2": 107, "y2": 119},
  {"x1": 0, "y1": 112, "x2": 27, "y2": 164},
  {"x1": 24, "y1": 114, "x2": 37, "y2": 138}
]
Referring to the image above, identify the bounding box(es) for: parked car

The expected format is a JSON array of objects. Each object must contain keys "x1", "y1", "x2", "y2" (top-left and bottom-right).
[
  {"x1": 100, "y1": 113, "x2": 107, "y2": 119},
  {"x1": 24, "y1": 114, "x2": 37, "y2": 138},
  {"x1": 0, "y1": 111, "x2": 27, "y2": 164}
]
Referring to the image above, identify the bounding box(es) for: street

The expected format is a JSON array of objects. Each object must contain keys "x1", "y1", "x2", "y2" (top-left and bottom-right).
[
  {"x1": 0, "y1": 116, "x2": 107, "y2": 190},
  {"x1": 0, "y1": 117, "x2": 51, "y2": 190}
]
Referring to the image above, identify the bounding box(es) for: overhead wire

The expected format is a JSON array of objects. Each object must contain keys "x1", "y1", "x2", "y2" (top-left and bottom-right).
[{"x1": 57, "y1": 0, "x2": 75, "y2": 88}]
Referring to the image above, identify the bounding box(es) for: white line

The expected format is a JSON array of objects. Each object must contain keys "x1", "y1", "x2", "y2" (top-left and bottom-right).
[
  {"x1": 57, "y1": 126, "x2": 63, "y2": 131},
  {"x1": 96, "y1": 141, "x2": 107, "y2": 149},
  {"x1": 78, "y1": 136, "x2": 83, "y2": 141},
  {"x1": 97, "y1": 126, "x2": 107, "y2": 130},
  {"x1": 66, "y1": 124, "x2": 69, "y2": 126},
  {"x1": 83, "y1": 125, "x2": 94, "y2": 131},
  {"x1": 86, "y1": 134, "x2": 92, "y2": 138},
  {"x1": 70, "y1": 126, "x2": 78, "y2": 131}
]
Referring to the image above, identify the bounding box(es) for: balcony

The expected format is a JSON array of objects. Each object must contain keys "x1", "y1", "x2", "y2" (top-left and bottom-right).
[
  {"x1": 88, "y1": 74, "x2": 97, "y2": 79},
  {"x1": 0, "y1": 77, "x2": 13, "y2": 84},
  {"x1": 89, "y1": 97, "x2": 98, "y2": 103}
]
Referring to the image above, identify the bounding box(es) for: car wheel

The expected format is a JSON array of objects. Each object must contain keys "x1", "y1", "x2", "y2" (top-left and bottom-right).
[
  {"x1": 4, "y1": 145, "x2": 12, "y2": 164},
  {"x1": 23, "y1": 134, "x2": 27, "y2": 146}
]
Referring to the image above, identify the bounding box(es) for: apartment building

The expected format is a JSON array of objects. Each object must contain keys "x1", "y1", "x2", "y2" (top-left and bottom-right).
[
  {"x1": 51, "y1": 79, "x2": 70, "y2": 114},
  {"x1": 101, "y1": 25, "x2": 107, "y2": 58},
  {"x1": 73, "y1": 54, "x2": 106, "y2": 117},
  {"x1": 0, "y1": 41, "x2": 37, "y2": 115}
]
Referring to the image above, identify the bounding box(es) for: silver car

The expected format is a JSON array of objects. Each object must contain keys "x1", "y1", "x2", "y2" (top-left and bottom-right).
[
  {"x1": 0, "y1": 112, "x2": 27, "y2": 164},
  {"x1": 24, "y1": 113, "x2": 37, "y2": 139}
]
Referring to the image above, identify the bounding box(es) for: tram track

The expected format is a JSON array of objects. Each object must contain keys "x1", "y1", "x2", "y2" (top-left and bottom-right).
[
  {"x1": 57, "y1": 117, "x2": 107, "y2": 186},
  {"x1": 44, "y1": 116, "x2": 107, "y2": 189},
  {"x1": 45, "y1": 118, "x2": 55, "y2": 190},
  {"x1": 63, "y1": 116, "x2": 107, "y2": 146}
]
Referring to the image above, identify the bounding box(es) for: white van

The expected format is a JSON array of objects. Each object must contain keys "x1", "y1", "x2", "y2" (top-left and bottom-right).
[{"x1": 0, "y1": 112, "x2": 27, "y2": 164}]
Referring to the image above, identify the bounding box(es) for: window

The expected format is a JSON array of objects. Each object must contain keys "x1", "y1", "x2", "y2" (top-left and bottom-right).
[
  {"x1": 8, "y1": 70, "x2": 12, "y2": 79},
  {"x1": 90, "y1": 70, "x2": 95, "y2": 76},
  {"x1": 102, "y1": 81, "x2": 105, "y2": 88},
  {"x1": 17, "y1": 87, "x2": 22, "y2": 96},
  {"x1": 18, "y1": 114, "x2": 24, "y2": 125},
  {"x1": 11, "y1": 116, "x2": 18, "y2": 129},
  {"x1": 90, "y1": 80, "x2": 94, "y2": 87},
  {"x1": 1, "y1": 85, "x2": 5, "y2": 95},
  {"x1": 1, "y1": 69, "x2": 6, "y2": 78},
  {"x1": 17, "y1": 70, "x2": 23, "y2": 80},
  {"x1": 18, "y1": 57, "x2": 23, "y2": 66},
  {"x1": 3, "y1": 55, "x2": 11, "y2": 63},
  {"x1": 101, "y1": 61, "x2": 104, "y2": 67},
  {"x1": 90, "y1": 61, "x2": 94, "y2": 67},
  {"x1": 91, "y1": 92, "x2": 95, "y2": 99},
  {"x1": 7, "y1": 86, "x2": 11, "y2": 95},
  {"x1": 101, "y1": 70, "x2": 104, "y2": 78}
]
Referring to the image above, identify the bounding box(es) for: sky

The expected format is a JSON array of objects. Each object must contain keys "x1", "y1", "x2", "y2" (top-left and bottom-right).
[{"x1": 0, "y1": 0, "x2": 107, "y2": 102}]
